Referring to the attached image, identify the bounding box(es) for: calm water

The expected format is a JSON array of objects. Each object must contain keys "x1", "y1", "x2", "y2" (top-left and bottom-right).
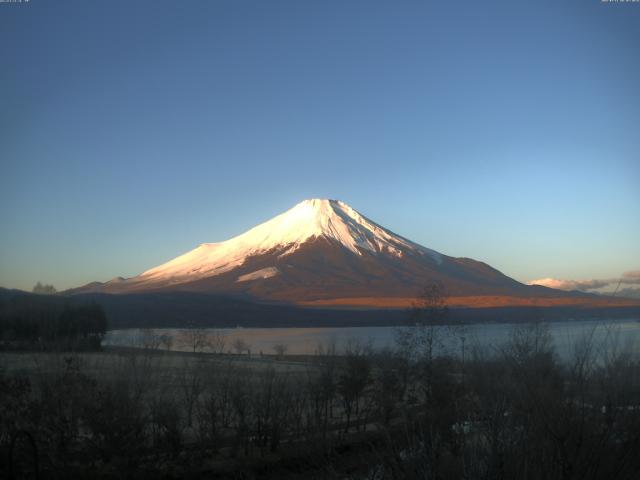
[{"x1": 104, "y1": 318, "x2": 640, "y2": 360}]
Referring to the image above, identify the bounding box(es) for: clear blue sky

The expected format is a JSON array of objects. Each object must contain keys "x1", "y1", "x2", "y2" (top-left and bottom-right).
[{"x1": 1, "y1": 0, "x2": 638, "y2": 291}]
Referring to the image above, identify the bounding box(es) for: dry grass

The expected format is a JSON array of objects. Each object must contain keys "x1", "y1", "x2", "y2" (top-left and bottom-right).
[
  {"x1": 298, "y1": 295, "x2": 640, "y2": 308},
  {"x1": 0, "y1": 348, "x2": 313, "y2": 379}
]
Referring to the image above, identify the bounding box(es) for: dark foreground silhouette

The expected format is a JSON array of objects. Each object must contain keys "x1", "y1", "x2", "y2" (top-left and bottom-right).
[{"x1": 1, "y1": 319, "x2": 639, "y2": 479}]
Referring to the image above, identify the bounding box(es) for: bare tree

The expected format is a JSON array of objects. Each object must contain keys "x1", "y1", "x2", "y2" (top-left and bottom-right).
[
  {"x1": 308, "y1": 340, "x2": 339, "y2": 442},
  {"x1": 229, "y1": 371, "x2": 253, "y2": 457},
  {"x1": 179, "y1": 358, "x2": 204, "y2": 428},
  {"x1": 411, "y1": 282, "x2": 449, "y2": 360},
  {"x1": 372, "y1": 350, "x2": 403, "y2": 425},
  {"x1": 197, "y1": 363, "x2": 237, "y2": 451},
  {"x1": 209, "y1": 331, "x2": 226, "y2": 354},
  {"x1": 338, "y1": 340, "x2": 372, "y2": 433},
  {"x1": 149, "y1": 396, "x2": 182, "y2": 455},
  {"x1": 273, "y1": 343, "x2": 288, "y2": 360},
  {"x1": 179, "y1": 328, "x2": 210, "y2": 353},
  {"x1": 252, "y1": 367, "x2": 289, "y2": 454},
  {"x1": 232, "y1": 338, "x2": 250, "y2": 355},
  {"x1": 395, "y1": 282, "x2": 449, "y2": 405},
  {"x1": 140, "y1": 329, "x2": 162, "y2": 351}
]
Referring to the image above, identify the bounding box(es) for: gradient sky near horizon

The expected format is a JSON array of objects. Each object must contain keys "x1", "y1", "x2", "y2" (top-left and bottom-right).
[{"x1": 1, "y1": 0, "x2": 639, "y2": 291}]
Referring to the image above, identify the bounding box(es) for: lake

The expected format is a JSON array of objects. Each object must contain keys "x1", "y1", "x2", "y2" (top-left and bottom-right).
[{"x1": 104, "y1": 318, "x2": 640, "y2": 360}]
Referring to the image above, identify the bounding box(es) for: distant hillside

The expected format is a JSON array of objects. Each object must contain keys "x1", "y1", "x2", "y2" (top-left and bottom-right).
[{"x1": 71, "y1": 291, "x2": 640, "y2": 330}]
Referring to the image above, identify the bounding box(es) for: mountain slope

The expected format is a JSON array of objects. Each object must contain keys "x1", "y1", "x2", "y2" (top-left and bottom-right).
[
  {"x1": 138, "y1": 199, "x2": 442, "y2": 285},
  {"x1": 67, "y1": 199, "x2": 616, "y2": 307}
]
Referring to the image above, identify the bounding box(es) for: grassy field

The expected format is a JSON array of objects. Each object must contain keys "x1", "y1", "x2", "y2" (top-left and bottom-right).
[{"x1": 1, "y1": 347, "x2": 314, "y2": 377}]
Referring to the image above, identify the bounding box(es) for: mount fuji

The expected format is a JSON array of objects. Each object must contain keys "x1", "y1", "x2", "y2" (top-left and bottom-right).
[{"x1": 68, "y1": 199, "x2": 622, "y2": 308}]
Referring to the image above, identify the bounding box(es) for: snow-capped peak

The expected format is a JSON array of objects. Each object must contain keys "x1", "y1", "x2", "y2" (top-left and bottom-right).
[{"x1": 138, "y1": 199, "x2": 439, "y2": 282}]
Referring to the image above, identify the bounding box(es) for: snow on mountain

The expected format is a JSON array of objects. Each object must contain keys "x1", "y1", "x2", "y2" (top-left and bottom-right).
[
  {"x1": 236, "y1": 267, "x2": 280, "y2": 283},
  {"x1": 137, "y1": 199, "x2": 441, "y2": 285}
]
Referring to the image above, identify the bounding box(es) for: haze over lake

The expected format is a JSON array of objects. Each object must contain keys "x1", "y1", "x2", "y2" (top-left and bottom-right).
[{"x1": 105, "y1": 318, "x2": 640, "y2": 360}]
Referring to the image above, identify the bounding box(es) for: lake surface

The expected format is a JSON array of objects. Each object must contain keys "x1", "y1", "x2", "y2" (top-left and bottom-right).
[{"x1": 104, "y1": 318, "x2": 640, "y2": 360}]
